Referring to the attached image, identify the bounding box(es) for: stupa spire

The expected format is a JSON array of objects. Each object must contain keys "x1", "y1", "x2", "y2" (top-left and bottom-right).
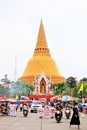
[
  {"x1": 19, "y1": 20, "x2": 66, "y2": 85},
  {"x1": 33, "y1": 20, "x2": 51, "y2": 57}
]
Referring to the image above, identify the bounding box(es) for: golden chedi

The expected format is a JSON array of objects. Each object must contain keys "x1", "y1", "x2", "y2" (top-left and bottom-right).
[{"x1": 19, "y1": 20, "x2": 66, "y2": 85}]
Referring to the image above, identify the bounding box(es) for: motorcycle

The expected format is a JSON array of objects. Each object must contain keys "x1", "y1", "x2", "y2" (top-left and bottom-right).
[
  {"x1": 65, "y1": 107, "x2": 71, "y2": 119},
  {"x1": 55, "y1": 110, "x2": 62, "y2": 123},
  {"x1": 23, "y1": 110, "x2": 28, "y2": 117}
]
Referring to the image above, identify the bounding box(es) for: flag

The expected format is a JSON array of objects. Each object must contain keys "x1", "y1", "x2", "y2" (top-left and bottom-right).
[
  {"x1": 78, "y1": 83, "x2": 83, "y2": 94},
  {"x1": 15, "y1": 95, "x2": 19, "y2": 100}
]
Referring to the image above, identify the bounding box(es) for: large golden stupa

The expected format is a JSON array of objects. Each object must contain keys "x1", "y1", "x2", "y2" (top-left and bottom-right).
[{"x1": 19, "y1": 20, "x2": 66, "y2": 85}]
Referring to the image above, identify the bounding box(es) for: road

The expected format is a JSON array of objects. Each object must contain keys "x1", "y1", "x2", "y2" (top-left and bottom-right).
[{"x1": 0, "y1": 110, "x2": 87, "y2": 130}]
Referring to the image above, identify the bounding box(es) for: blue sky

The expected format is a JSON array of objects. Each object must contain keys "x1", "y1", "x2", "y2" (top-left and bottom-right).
[{"x1": 0, "y1": 0, "x2": 87, "y2": 82}]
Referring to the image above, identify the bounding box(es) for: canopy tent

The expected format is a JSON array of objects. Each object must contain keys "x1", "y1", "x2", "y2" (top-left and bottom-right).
[
  {"x1": 82, "y1": 97, "x2": 87, "y2": 101},
  {"x1": 19, "y1": 99, "x2": 29, "y2": 103},
  {"x1": 57, "y1": 95, "x2": 62, "y2": 100},
  {"x1": 50, "y1": 95, "x2": 62, "y2": 101},
  {"x1": 20, "y1": 96, "x2": 29, "y2": 100},
  {"x1": 50, "y1": 96, "x2": 58, "y2": 102},
  {"x1": 0, "y1": 96, "x2": 7, "y2": 102},
  {"x1": 61, "y1": 95, "x2": 72, "y2": 102},
  {"x1": 28, "y1": 95, "x2": 53, "y2": 103},
  {"x1": 82, "y1": 97, "x2": 87, "y2": 103},
  {"x1": 7, "y1": 98, "x2": 17, "y2": 102},
  {"x1": 0, "y1": 96, "x2": 4, "y2": 101},
  {"x1": 73, "y1": 97, "x2": 82, "y2": 102},
  {"x1": 28, "y1": 95, "x2": 53, "y2": 99}
]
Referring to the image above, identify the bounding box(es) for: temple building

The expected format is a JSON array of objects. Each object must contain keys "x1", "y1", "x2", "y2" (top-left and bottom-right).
[{"x1": 19, "y1": 20, "x2": 66, "y2": 95}]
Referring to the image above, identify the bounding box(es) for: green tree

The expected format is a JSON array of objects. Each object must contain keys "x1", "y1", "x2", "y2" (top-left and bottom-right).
[
  {"x1": 0, "y1": 85, "x2": 5, "y2": 95},
  {"x1": 66, "y1": 77, "x2": 77, "y2": 96},
  {"x1": 54, "y1": 83, "x2": 66, "y2": 95},
  {"x1": 80, "y1": 77, "x2": 87, "y2": 83},
  {"x1": 10, "y1": 81, "x2": 34, "y2": 98},
  {"x1": 72, "y1": 87, "x2": 78, "y2": 97},
  {"x1": 0, "y1": 84, "x2": 9, "y2": 98}
]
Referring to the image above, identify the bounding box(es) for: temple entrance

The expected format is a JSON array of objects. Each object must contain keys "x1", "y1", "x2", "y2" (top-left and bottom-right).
[
  {"x1": 33, "y1": 72, "x2": 52, "y2": 95},
  {"x1": 40, "y1": 78, "x2": 46, "y2": 94}
]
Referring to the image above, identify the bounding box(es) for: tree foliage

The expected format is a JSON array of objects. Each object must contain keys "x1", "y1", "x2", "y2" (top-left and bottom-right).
[
  {"x1": 66, "y1": 77, "x2": 77, "y2": 88},
  {"x1": 0, "y1": 84, "x2": 9, "y2": 97},
  {"x1": 66, "y1": 77, "x2": 77, "y2": 96},
  {"x1": 80, "y1": 77, "x2": 87, "y2": 83},
  {"x1": 54, "y1": 83, "x2": 66, "y2": 95},
  {"x1": 10, "y1": 81, "x2": 34, "y2": 98}
]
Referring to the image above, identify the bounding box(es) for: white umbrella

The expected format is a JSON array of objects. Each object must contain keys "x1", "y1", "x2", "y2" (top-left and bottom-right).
[{"x1": 61, "y1": 95, "x2": 72, "y2": 102}]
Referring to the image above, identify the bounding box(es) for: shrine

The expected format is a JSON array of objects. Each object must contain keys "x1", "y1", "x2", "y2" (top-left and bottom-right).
[{"x1": 33, "y1": 72, "x2": 52, "y2": 95}]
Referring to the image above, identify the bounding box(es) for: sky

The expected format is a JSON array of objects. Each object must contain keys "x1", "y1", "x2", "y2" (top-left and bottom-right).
[{"x1": 0, "y1": 0, "x2": 87, "y2": 82}]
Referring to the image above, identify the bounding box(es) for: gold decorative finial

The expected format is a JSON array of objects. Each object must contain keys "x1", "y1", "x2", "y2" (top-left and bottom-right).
[{"x1": 33, "y1": 20, "x2": 51, "y2": 57}]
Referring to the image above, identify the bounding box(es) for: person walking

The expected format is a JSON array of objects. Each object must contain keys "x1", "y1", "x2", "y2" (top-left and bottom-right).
[
  {"x1": 20, "y1": 103, "x2": 23, "y2": 111},
  {"x1": 70, "y1": 102, "x2": 80, "y2": 129},
  {"x1": 9, "y1": 102, "x2": 16, "y2": 117}
]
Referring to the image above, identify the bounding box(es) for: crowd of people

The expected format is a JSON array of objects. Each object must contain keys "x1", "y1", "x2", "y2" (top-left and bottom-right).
[
  {"x1": 0, "y1": 100, "x2": 81, "y2": 129},
  {"x1": 0, "y1": 101, "x2": 29, "y2": 117},
  {"x1": 49, "y1": 101, "x2": 80, "y2": 129}
]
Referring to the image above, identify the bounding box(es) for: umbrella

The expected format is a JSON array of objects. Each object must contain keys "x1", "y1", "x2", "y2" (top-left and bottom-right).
[
  {"x1": 0, "y1": 96, "x2": 5, "y2": 102},
  {"x1": 61, "y1": 95, "x2": 72, "y2": 102},
  {"x1": 19, "y1": 99, "x2": 29, "y2": 103},
  {"x1": 57, "y1": 95, "x2": 62, "y2": 100},
  {"x1": 20, "y1": 96, "x2": 29, "y2": 100},
  {"x1": 50, "y1": 96, "x2": 58, "y2": 102}
]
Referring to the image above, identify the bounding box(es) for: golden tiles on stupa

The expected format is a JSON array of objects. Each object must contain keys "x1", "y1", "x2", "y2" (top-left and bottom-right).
[{"x1": 19, "y1": 20, "x2": 66, "y2": 85}]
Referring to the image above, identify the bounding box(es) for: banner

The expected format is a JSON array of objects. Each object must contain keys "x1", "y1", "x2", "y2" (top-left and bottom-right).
[{"x1": 15, "y1": 95, "x2": 19, "y2": 100}]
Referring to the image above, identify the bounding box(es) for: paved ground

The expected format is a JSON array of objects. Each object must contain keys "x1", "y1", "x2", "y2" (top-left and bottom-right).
[{"x1": 0, "y1": 110, "x2": 87, "y2": 130}]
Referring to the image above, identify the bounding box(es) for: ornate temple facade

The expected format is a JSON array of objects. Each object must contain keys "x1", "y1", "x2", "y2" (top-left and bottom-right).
[
  {"x1": 33, "y1": 72, "x2": 52, "y2": 95},
  {"x1": 19, "y1": 20, "x2": 66, "y2": 95}
]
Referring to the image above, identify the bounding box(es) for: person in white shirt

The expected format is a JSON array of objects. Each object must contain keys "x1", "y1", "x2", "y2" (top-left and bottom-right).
[{"x1": 9, "y1": 102, "x2": 16, "y2": 117}]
